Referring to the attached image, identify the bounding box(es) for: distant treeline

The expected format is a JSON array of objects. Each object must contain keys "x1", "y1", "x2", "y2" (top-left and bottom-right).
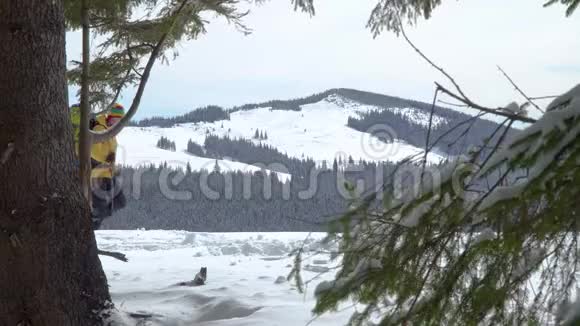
[
  {"x1": 201, "y1": 135, "x2": 316, "y2": 177},
  {"x1": 129, "y1": 105, "x2": 230, "y2": 128},
  {"x1": 103, "y1": 160, "x2": 407, "y2": 232},
  {"x1": 347, "y1": 108, "x2": 508, "y2": 156},
  {"x1": 186, "y1": 139, "x2": 205, "y2": 157}
]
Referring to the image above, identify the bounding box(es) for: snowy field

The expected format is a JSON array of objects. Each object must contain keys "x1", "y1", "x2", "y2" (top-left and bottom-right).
[{"x1": 99, "y1": 230, "x2": 355, "y2": 326}]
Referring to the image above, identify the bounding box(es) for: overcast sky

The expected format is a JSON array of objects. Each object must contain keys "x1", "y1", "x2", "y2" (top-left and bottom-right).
[{"x1": 66, "y1": 0, "x2": 580, "y2": 120}]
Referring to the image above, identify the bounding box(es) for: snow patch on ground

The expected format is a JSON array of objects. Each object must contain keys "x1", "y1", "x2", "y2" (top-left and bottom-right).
[{"x1": 98, "y1": 230, "x2": 352, "y2": 326}]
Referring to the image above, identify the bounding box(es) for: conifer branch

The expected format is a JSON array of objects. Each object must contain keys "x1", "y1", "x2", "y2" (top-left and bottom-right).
[{"x1": 91, "y1": 0, "x2": 191, "y2": 143}]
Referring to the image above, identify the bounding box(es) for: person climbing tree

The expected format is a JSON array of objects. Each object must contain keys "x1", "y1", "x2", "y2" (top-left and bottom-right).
[
  {"x1": 90, "y1": 103, "x2": 126, "y2": 229},
  {"x1": 70, "y1": 103, "x2": 97, "y2": 164}
]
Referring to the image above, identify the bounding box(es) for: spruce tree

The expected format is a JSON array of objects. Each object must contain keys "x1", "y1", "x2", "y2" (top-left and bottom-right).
[
  {"x1": 0, "y1": 1, "x2": 109, "y2": 322},
  {"x1": 364, "y1": 0, "x2": 579, "y2": 35},
  {"x1": 288, "y1": 2, "x2": 580, "y2": 325},
  {"x1": 213, "y1": 159, "x2": 221, "y2": 174}
]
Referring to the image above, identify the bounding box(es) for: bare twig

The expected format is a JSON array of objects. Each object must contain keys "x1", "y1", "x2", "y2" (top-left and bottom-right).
[
  {"x1": 438, "y1": 99, "x2": 468, "y2": 107},
  {"x1": 126, "y1": 39, "x2": 142, "y2": 79},
  {"x1": 497, "y1": 66, "x2": 544, "y2": 114},
  {"x1": 445, "y1": 114, "x2": 481, "y2": 149},
  {"x1": 398, "y1": 19, "x2": 537, "y2": 124},
  {"x1": 102, "y1": 40, "x2": 138, "y2": 111},
  {"x1": 436, "y1": 83, "x2": 537, "y2": 123},
  {"x1": 131, "y1": 66, "x2": 143, "y2": 78},
  {"x1": 113, "y1": 42, "x2": 135, "y2": 106},
  {"x1": 399, "y1": 21, "x2": 469, "y2": 101},
  {"x1": 97, "y1": 249, "x2": 128, "y2": 262},
  {"x1": 529, "y1": 95, "x2": 559, "y2": 100},
  {"x1": 427, "y1": 112, "x2": 488, "y2": 153},
  {"x1": 421, "y1": 86, "x2": 440, "y2": 182}
]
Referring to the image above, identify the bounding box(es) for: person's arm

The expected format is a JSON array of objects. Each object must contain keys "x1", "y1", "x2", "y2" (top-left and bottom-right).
[
  {"x1": 105, "y1": 152, "x2": 115, "y2": 164},
  {"x1": 106, "y1": 138, "x2": 117, "y2": 164}
]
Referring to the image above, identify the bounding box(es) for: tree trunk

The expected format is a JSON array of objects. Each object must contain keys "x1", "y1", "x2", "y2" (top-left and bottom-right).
[
  {"x1": 0, "y1": 1, "x2": 111, "y2": 325},
  {"x1": 79, "y1": 0, "x2": 92, "y2": 202}
]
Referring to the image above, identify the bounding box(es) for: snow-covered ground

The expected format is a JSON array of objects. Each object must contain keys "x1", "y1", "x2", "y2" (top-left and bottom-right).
[
  {"x1": 116, "y1": 94, "x2": 444, "y2": 174},
  {"x1": 99, "y1": 230, "x2": 355, "y2": 326}
]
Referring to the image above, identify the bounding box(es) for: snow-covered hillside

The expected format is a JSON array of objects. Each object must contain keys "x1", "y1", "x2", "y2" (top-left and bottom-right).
[
  {"x1": 99, "y1": 230, "x2": 354, "y2": 326},
  {"x1": 116, "y1": 127, "x2": 291, "y2": 179},
  {"x1": 117, "y1": 94, "x2": 445, "y2": 173}
]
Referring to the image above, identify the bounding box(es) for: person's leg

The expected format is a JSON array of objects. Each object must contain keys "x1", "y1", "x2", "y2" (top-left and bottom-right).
[
  {"x1": 91, "y1": 178, "x2": 112, "y2": 229},
  {"x1": 112, "y1": 176, "x2": 126, "y2": 211},
  {"x1": 91, "y1": 215, "x2": 103, "y2": 230}
]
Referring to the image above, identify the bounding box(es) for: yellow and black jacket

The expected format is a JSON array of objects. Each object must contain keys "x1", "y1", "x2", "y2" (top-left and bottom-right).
[{"x1": 90, "y1": 114, "x2": 117, "y2": 179}]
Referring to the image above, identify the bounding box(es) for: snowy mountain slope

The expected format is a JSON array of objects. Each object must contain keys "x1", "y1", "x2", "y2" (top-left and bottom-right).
[
  {"x1": 118, "y1": 93, "x2": 446, "y2": 171},
  {"x1": 322, "y1": 93, "x2": 446, "y2": 128},
  {"x1": 387, "y1": 106, "x2": 446, "y2": 127},
  {"x1": 116, "y1": 127, "x2": 292, "y2": 180},
  {"x1": 99, "y1": 230, "x2": 355, "y2": 326}
]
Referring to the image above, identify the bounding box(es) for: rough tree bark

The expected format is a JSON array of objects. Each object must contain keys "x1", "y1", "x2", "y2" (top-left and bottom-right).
[
  {"x1": 79, "y1": 0, "x2": 92, "y2": 202},
  {"x1": 0, "y1": 1, "x2": 111, "y2": 325}
]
